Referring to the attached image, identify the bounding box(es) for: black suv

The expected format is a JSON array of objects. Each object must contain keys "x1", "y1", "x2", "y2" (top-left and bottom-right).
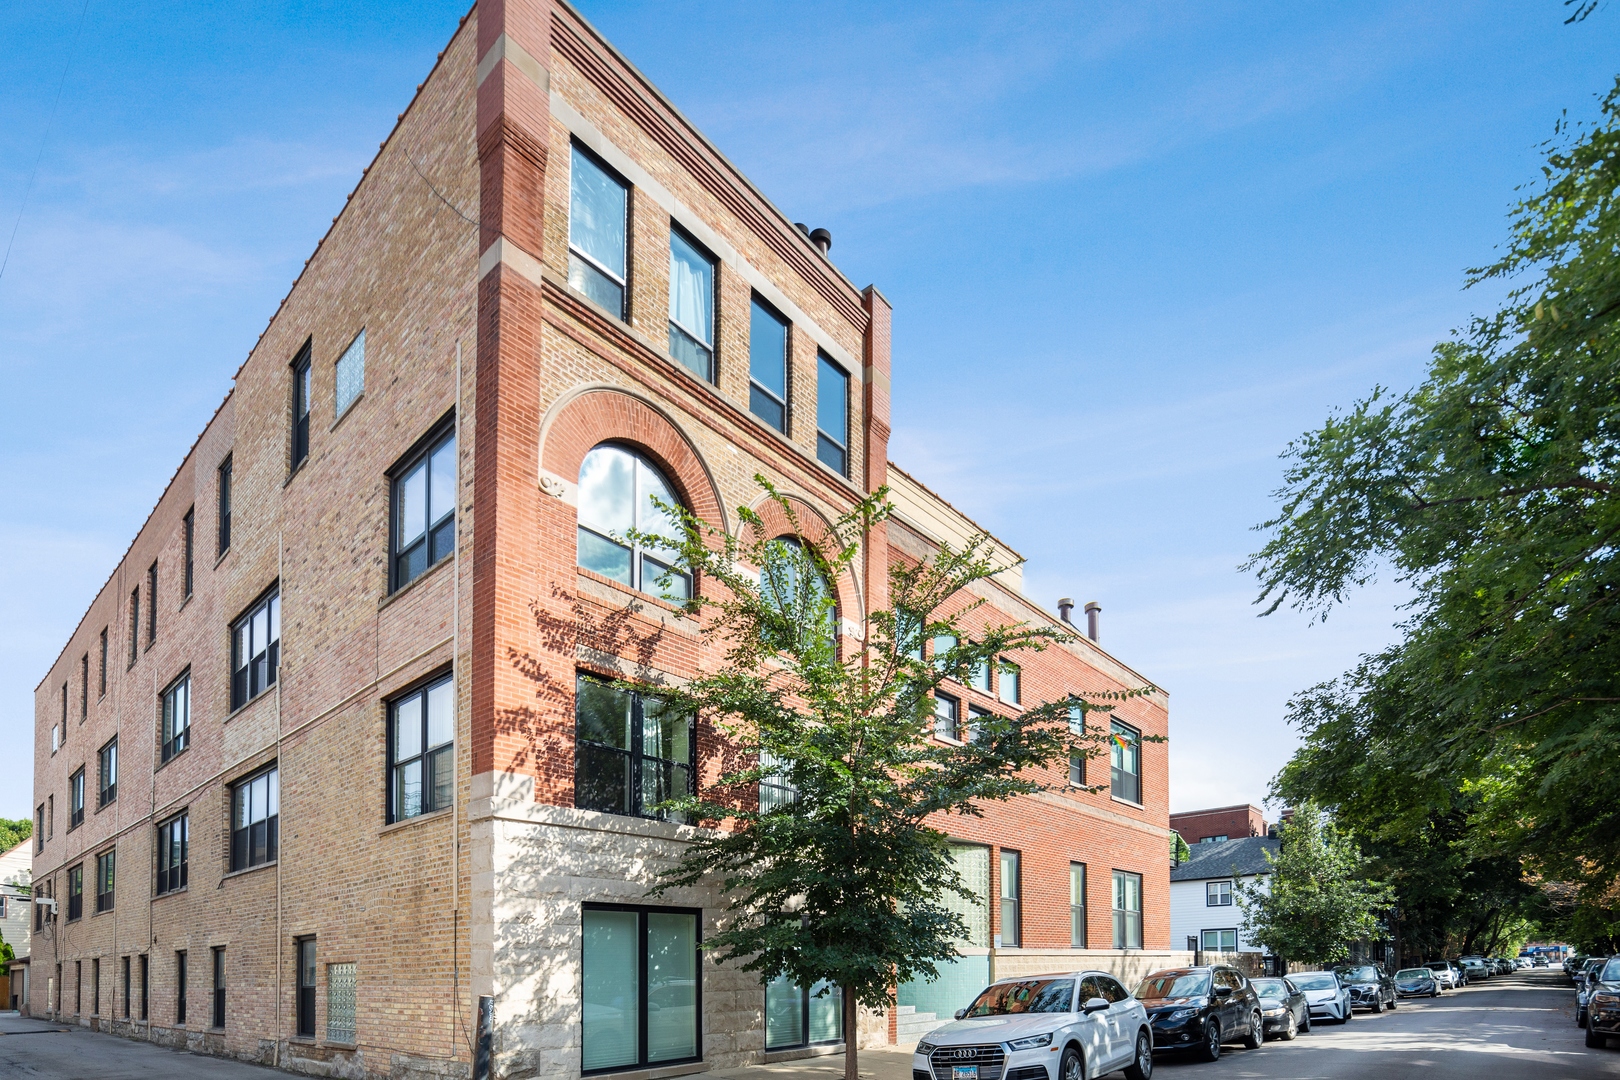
[
  {"x1": 1136, "y1": 965, "x2": 1264, "y2": 1062},
  {"x1": 1334, "y1": 963, "x2": 1397, "y2": 1013}
]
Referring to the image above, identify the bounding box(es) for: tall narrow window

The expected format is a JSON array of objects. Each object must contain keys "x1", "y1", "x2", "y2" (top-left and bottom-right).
[
  {"x1": 230, "y1": 766, "x2": 279, "y2": 871},
  {"x1": 230, "y1": 588, "x2": 281, "y2": 710},
  {"x1": 296, "y1": 939, "x2": 316, "y2": 1038},
  {"x1": 758, "y1": 750, "x2": 797, "y2": 813},
  {"x1": 668, "y1": 227, "x2": 716, "y2": 381},
  {"x1": 75, "y1": 960, "x2": 81, "y2": 1014},
  {"x1": 146, "y1": 561, "x2": 158, "y2": 644},
  {"x1": 388, "y1": 674, "x2": 454, "y2": 822},
  {"x1": 96, "y1": 849, "x2": 115, "y2": 913},
  {"x1": 815, "y1": 354, "x2": 849, "y2": 476},
  {"x1": 182, "y1": 508, "x2": 195, "y2": 598},
  {"x1": 934, "y1": 692, "x2": 961, "y2": 741},
  {"x1": 162, "y1": 672, "x2": 191, "y2": 762},
  {"x1": 175, "y1": 951, "x2": 187, "y2": 1025},
  {"x1": 575, "y1": 675, "x2": 694, "y2": 823},
  {"x1": 335, "y1": 329, "x2": 365, "y2": 416},
  {"x1": 67, "y1": 863, "x2": 83, "y2": 920},
  {"x1": 748, "y1": 296, "x2": 789, "y2": 432},
  {"x1": 61, "y1": 683, "x2": 67, "y2": 729},
  {"x1": 157, "y1": 813, "x2": 189, "y2": 895},
  {"x1": 140, "y1": 955, "x2": 149, "y2": 1020},
  {"x1": 98, "y1": 627, "x2": 107, "y2": 696},
  {"x1": 128, "y1": 587, "x2": 139, "y2": 666},
  {"x1": 122, "y1": 956, "x2": 131, "y2": 1018},
  {"x1": 69, "y1": 769, "x2": 85, "y2": 830},
  {"x1": 576, "y1": 443, "x2": 690, "y2": 601},
  {"x1": 80, "y1": 654, "x2": 88, "y2": 719},
  {"x1": 765, "y1": 976, "x2": 842, "y2": 1051},
  {"x1": 93, "y1": 958, "x2": 101, "y2": 1015},
  {"x1": 34, "y1": 804, "x2": 43, "y2": 853},
  {"x1": 47, "y1": 795, "x2": 53, "y2": 838},
  {"x1": 217, "y1": 455, "x2": 232, "y2": 555},
  {"x1": 998, "y1": 660, "x2": 1021, "y2": 706},
  {"x1": 568, "y1": 143, "x2": 629, "y2": 318},
  {"x1": 1112, "y1": 870, "x2": 1142, "y2": 949},
  {"x1": 1110, "y1": 721, "x2": 1142, "y2": 805},
  {"x1": 999, "y1": 849, "x2": 1021, "y2": 947},
  {"x1": 390, "y1": 426, "x2": 456, "y2": 591},
  {"x1": 212, "y1": 947, "x2": 226, "y2": 1029},
  {"x1": 291, "y1": 343, "x2": 312, "y2": 470},
  {"x1": 582, "y1": 905, "x2": 700, "y2": 1072},
  {"x1": 1070, "y1": 863, "x2": 1087, "y2": 948},
  {"x1": 97, "y1": 737, "x2": 117, "y2": 807},
  {"x1": 967, "y1": 705, "x2": 992, "y2": 743},
  {"x1": 327, "y1": 962, "x2": 356, "y2": 1043},
  {"x1": 969, "y1": 658, "x2": 993, "y2": 694},
  {"x1": 1068, "y1": 703, "x2": 1086, "y2": 786}
]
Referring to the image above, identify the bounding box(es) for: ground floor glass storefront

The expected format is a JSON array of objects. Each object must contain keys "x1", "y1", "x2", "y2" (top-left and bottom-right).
[
  {"x1": 765, "y1": 976, "x2": 842, "y2": 1050},
  {"x1": 582, "y1": 905, "x2": 701, "y2": 1074}
]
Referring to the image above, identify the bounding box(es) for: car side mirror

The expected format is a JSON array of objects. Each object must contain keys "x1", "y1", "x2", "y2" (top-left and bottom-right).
[
  {"x1": 1082, "y1": 997, "x2": 1109, "y2": 1014},
  {"x1": 1215, "y1": 986, "x2": 1233, "y2": 997},
  {"x1": 954, "y1": 1009, "x2": 967, "y2": 1020}
]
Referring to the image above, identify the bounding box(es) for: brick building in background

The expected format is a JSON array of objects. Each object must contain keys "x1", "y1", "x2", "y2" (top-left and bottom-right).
[
  {"x1": 29, "y1": 2, "x2": 1177, "y2": 1076},
  {"x1": 1170, "y1": 805, "x2": 1272, "y2": 847}
]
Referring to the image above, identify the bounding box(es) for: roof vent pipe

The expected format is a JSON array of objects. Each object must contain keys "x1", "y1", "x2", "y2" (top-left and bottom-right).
[
  {"x1": 1084, "y1": 601, "x2": 1101, "y2": 643},
  {"x1": 1057, "y1": 598, "x2": 1075, "y2": 625},
  {"x1": 809, "y1": 227, "x2": 832, "y2": 255}
]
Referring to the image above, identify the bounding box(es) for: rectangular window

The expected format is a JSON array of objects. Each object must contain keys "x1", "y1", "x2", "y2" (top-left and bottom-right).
[
  {"x1": 327, "y1": 962, "x2": 356, "y2": 1043},
  {"x1": 582, "y1": 905, "x2": 700, "y2": 1072},
  {"x1": 35, "y1": 804, "x2": 43, "y2": 853},
  {"x1": 1112, "y1": 870, "x2": 1142, "y2": 949},
  {"x1": 815, "y1": 354, "x2": 849, "y2": 476},
  {"x1": 296, "y1": 938, "x2": 316, "y2": 1038},
  {"x1": 217, "y1": 455, "x2": 232, "y2": 555},
  {"x1": 568, "y1": 143, "x2": 629, "y2": 318},
  {"x1": 230, "y1": 588, "x2": 281, "y2": 710},
  {"x1": 61, "y1": 683, "x2": 67, "y2": 732},
  {"x1": 390, "y1": 425, "x2": 456, "y2": 591},
  {"x1": 99, "y1": 627, "x2": 107, "y2": 696},
  {"x1": 161, "y1": 672, "x2": 191, "y2": 762},
  {"x1": 932, "y1": 632, "x2": 957, "y2": 673},
  {"x1": 96, "y1": 849, "x2": 115, "y2": 912},
  {"x1": 934, "y1": 692, "x2": 961, "y2": 741},
  {"x1": 80, "y1": 653, "x2": 88, "y2": 719},
  {"x1": 157, "y1": 813, "x2": 189, "y2": 895},
  {"x1": 998, "y1": 660, "x2": 1021, "y2": 705},
  {"x1": 668, "y1": 227, "x2": 717, "y2": 382},
  {"x1": 748, "y1": 296, "x2": 789, "y2": 432},
  {"x1": 1206, "y1": 880, "x2": 1232, "y2": 906},
  {"x1": 67, "y1": 863, "x2": 83, "y2": 921},
  {"x1": 999, "y1": 849, "x2": 1021, "y2": 947},
  {"x1": 1201, "y1": 929, "x2": 1238, "y2": 954},
  {"x1": 51, "y1": 724, "x2": 59, "y2": 754},
  {"x1": 575, "y1": 675, "x2": 695, "y2": 823},
  {"x1": 969, "y1": 658, "x2": 992, "y2": 694},
  {"x1": 230, "y1": 767, "x2": 279, "y2": 871},
  {"x1": 335, "y1": 329, "x2": 365, "y2": 416},
  {"x1": 98, "y1": 736, "x2": 118, "y2": 807},
  {"x1": 765, "y1": 976, "x2": 843, "y2": 1051},
  {"x1": 1070, "y1": 863, "x2": 1087, "y2": 948},
  {"x1": 388, "y1": 674, "x2": 454, "y2": 822},
  {"x1": 122, "y1": 956, "x2": 131, "y2": 1018},
  {"x1": 1069, "y1": 752, "x2": 1085, "y2": 787},
  {"x1": 1110, "y1": 721, "x2": 1142, "y2": 805},
  {"x1": 93, "y1": 958, "x2": 100, "y2": 1015},
  {"x1": 291, "y1": 343, "x2": 311, "y2": 469},
  {"x1": 212, "y1": 947, "x2": 226, "y2": 1029},
  {"x1": 128, "y1": 587, "x2": 139, "y2": 666},
  {"x1": 176, "y1": 951, "x2": 187, "y2": 1025},
  {"x1": 146, "y1": 561, "x2": 157, "y2": 644},
  {"x1": 75, "y1": 960, "x2": 81, "y2": 1014},
  {"x1": 47, "y1": 795, "x2": 53, "y2": 838},
  {"x1": 967, "y1": 705, "x2": 991, "y2": 743},
  {"x1": 69, "y1": 768, "x2": 84, "y2": 830},
  {"x1": 758, "y1": 750, "x2": 797, "y2": 813},
  {"x1": 140, "y1": 954, "x2": 149, "y2": 1020},
  {"x1": 183, "y1": 507, "x2": 195, "y2": 598}
]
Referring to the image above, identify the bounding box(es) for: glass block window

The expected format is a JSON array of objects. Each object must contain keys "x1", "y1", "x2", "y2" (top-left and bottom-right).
[
  {"x1": 576, "y1": 444, "x2": 689, "y2": 601},
  {"x1": 568, "y1": 143, "x2": 629, "y2": 318},
  {"x1": 945, "y1": 843, "x2": 990, "y2": 947},
  {"x1": 388, "y1": 674, "x2": 454, "y2": 822},
  {"x1": 668, "y1": 227, "x2": 716, "y2": 381},
  {"x1": 335, "y1": 329, "x2": 365, "y2": 416},
  {"x1": 327, "y1": 962, "x2": 356, "y2": 1043}
]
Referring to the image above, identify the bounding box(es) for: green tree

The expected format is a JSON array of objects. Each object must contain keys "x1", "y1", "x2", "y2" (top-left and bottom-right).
[
  {"x1": 643, "y1": 483, "x2": 1152, "y2": 1080},
  {"x1": 1234, "y1": 806, "x2": 1392, "y2": 967},
  {"x1": 0, "y1": 818, "x2": 31, "y2": 854}
]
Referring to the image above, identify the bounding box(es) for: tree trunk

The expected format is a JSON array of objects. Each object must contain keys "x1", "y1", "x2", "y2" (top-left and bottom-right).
[{"x1": 844, "y1": 991, "x2": 859, "y2": 1080}]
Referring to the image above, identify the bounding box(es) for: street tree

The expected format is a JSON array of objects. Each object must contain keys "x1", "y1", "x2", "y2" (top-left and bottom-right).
[{"x1": 641, "y1": 482, "x2": 1153, "y2": 1080}]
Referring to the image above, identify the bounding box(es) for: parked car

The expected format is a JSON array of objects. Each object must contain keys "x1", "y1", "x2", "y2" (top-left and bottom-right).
[
  {"x1": 1460, "y1": 956, "x2": 1491, "y2": 980},
  {"x1": 1586, "y1": 956, "x2": 1620, "y2": 1049},
  {"x1": 1394, "y1": 968, "x2": 1440, "y2": 998},
  {"x1": 1287, "y1": 970, "x2": 1353, "y2": 1025},
  {"x1": 1251, "y1": 977, "x2": 1310, "y2": 1040},
  {"x1": 1135, "y1": 965, "x2": 1264, "y2": 1062},
  {"x1": 1514, "y1": 957, "x2": 1531, "y2": 970},
  {"x1": 1579, "y1": 959, "x2": 1609, "y2": 1027},
  {"x1": 1424, "y1": 961, "x2": 1464, "y2": 989},
  {"x1": 1496, "y1": 957, "x2": 1515, "y2": 974},
  {"x1": 1533, "y1": 956, "x2": 1550, "y2": 967},
  {"x1": 1566, "y1": 955, "x2": 1587, "y2": 978},
  {"x1": 1335, "y1": 963, "x2": 1398, "y2": 1013},
  {"x1": 918, "y1": 972, "x2": 1152, "y2": 1080}
]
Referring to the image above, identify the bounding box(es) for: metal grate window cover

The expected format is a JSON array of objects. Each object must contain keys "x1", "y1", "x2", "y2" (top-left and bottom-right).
[{"x1": 327, "y1": 963, "x2": 357, "y2": 1043}]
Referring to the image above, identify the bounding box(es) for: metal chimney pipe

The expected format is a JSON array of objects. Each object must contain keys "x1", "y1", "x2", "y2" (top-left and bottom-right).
[
  {"x1": 1057, "y1": 598, "x2": 1075, "y2": 625},
  {"x1": 809, "y1": 227, "x2": 832, "y2": 255},
  {"x1": 1084, "y1": 601, "x2": 1101, "y2": 643}
]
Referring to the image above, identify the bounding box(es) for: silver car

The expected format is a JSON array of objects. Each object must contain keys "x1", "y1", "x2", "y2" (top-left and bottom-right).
[
  {"x1": 1424, "y1": 961, "x2": 1463, "y2": 989},
  {"x1": 915, "y1": 972, "x2": 1152, "y2": 1080},
  {"x1": 1288, "y1": 970, "x2": 1352, "y2": 1024}
]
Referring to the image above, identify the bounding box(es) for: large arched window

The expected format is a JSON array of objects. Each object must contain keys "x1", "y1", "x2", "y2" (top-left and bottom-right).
[
  {"x1": 577, "y1": 444, "x2": 691, "y2": 601},
  {"x1": 760, "y1": 537, "x2": 835, "y2": 648}
]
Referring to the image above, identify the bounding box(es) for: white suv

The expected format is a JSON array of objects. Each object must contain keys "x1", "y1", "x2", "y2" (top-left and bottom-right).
[{"x1": 914, "y1": 972, "x2": 1152, "y2": 1080}]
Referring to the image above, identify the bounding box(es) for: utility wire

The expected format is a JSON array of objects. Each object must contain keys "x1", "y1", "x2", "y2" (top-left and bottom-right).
[{"x1": 0, "y1": 0, "x2": 93, "y2": 285}]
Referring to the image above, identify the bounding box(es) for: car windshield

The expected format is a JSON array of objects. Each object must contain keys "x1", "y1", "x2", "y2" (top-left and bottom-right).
[
  {"x1": 1136, "y1": 973, "x2": 1210, "y2": 999},
  {"x1": 1291, "y1": 973, "x2": 1338, "y2": 991},
  {"x1": 964, "y1": 979, "x2": 1074, "y2": 1017},
  {"x1": 1396, "y1": 969, "x2": 1430, "y2": 979},
  {"x1": 1425, "y1": 964, "x2": 1448, "y2": 971},
  {"x1": 1338, "y1": 966, "x2": 1377, "y2": 981},
  {"x1": 1603, "y1": 960, "x2": 1620, "y2": 982},
  {"x1": 1251, "y1": 979, "x2": 1288, "y2": 999}
]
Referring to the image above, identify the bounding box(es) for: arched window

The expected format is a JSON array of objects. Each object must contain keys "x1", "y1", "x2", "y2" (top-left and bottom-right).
[
  {"x1": 577, "y1": 444, "x2": 691, "y2": 601},
  {"x1": 760, "y1": 537, "x2": 835, "y2": 647}
]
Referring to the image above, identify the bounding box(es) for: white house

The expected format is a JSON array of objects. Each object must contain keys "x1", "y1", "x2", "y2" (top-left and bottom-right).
[
  {"x1": 1169, "y1": 836, "x2": 1278, "y2": 956},
  {"x1": 0, "y1": 837, "x2": 29, "y2": 1010}
]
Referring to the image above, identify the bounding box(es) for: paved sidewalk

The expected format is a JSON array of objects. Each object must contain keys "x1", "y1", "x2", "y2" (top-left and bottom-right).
[
  {"x1": 0, "y1": 1013, "x2": 284, "y2": 1079},
  {"x1": 714, "y1": 1047, "x2": 916, "y2": 1080}
]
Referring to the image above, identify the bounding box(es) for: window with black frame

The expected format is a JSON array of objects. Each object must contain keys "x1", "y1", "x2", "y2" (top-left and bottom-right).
[
  {"x1": 576, "y1": 443, "x2": 690, "y2": 601},
  {"x1": 815, "y1": 354, "x2": 849, "y2": 475},
  {"x1": 391, "y1": 425, "x2": 456, "y2": 591},
  {"x1": 157, "y1": 812, "x2": 188, "y2": 895},
  {"x1": 97, "y1": 737, "x2": 117, "y2": 808},
  {"x1": 582, "y1": 904, "x2": 699, "y2": 1072},
  {"x1": 934, "y1": 692, "x2": 961, "y2": 741},
  {"x1": 217, "y1": 455, "x2": 232, "y2": 556},
  {"x1": 568, "y1": 142, "x2": 629, "y2": 318},
  {"x1": 230, "y1": 766, "x2": 278, "y2": 871},
  {"x1": 67, "y1": 863, "x2": 83, "y2": 920},
  {"x1": 766, "y1": 976, "x2": 842, "y2": 1051},
  {"x1": 389, "y1": 674, "x2": 454, "y2": 822},
  {"x1": 1112, "y1": 869, "x2": 1142, "y2": 949},
  {"x1": 296, "y1": 938, "x2": 316, "y2": 1037},
  {"x1": 758, "y1": 749, "x2": 797, "y2": 812},
  {"x1": 176, "y1": 951, "x2": 187, "y2": 1025},
  {"x1": 749, "y1": 296, "x2": 789, "y2": 432},
  {"x1": 1110, "y1": 720, "x2": 1141, "y2": 805},
  {"x1": 96, "y1": 849, "x2": 115, "y2": 913},
  {"x1": 575, "y1": 674, "x2": 694, "y2": 823},
  {"x1": 161, "y1": 672, "x2": 190, "y2": 762},
  {"x1": 291, "y1": 343, "x2": 311, "y2": 470},
  {"x1": 668, "y1": 227, "x2": 717, "y2": 381},
  {"x1": 230, "y1": 588, "x2": 280, "y2": 710},
  {"x1": 69, "y1": 767, "x2": 84, "y2": 829},
  {"x1": 212, "y1": 947, "x2": 226, "y2": 1029}
]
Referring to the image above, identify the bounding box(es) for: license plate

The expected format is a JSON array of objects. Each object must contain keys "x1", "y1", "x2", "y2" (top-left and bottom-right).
[{"x1": 952, "y1": 1067, "x2": 979, "y2": 1080}]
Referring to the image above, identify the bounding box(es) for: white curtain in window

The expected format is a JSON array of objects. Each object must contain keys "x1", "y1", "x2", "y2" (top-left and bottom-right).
[{"x1": 668, "y1": 233, "x2": 712, "y2": 344}]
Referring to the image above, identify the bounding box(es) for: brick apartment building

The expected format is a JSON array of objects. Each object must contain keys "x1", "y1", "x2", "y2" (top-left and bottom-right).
[
  {"x1": 1169, "y1": 805, "x2": 1271, "y2": 846},
  {"x1": 29, "y1": 2, "x2": 1177, "y2": 1076}
]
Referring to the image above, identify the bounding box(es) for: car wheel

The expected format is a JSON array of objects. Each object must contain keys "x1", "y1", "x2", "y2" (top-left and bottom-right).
[
  {"x1": 1586, "y1": 1027, "x2": 1606, "y2": 1050},
  {"x1": 1300, "y1": 1009, "x2": 1311, "y2": 1034},
  {"x1": 1281, "y1": 1010, "x2": 1298, "y2": 1041},
  {"x1": 1059, "y1": 1045, "x2": 1083, "y2": 1080},
  {"x1": 1198, "y1": 1019, "x2": 1222, "y2": 1062},
  {"x1": 1578, "y1": 1007, "x2": 1588, "y2": 1028},
  {"x1": 1244, "y1": 1010, "x2": 1264, "y2": 1050},
  {"x1": 1371, "y1": 994, "x2": 1384, "y2": 1014},
  {"x1": 1123, "y1": 1031, "x2": 1153, "y2": 1080},
  {"x1": 1389, "y1": 994, "x2": 1398, "y2": 1010},
  {"x1": 1341, "y1": 1003, "x2": 1353, "y2": 1023}
]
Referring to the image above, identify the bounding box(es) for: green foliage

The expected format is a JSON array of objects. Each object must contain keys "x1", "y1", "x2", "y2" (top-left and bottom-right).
[
  {"x1": 1171, "y1": 831, "x2": 1192, "y2": 866},
  {"x1": 0, "y1": 818, "x2": 32, "y2": 854},
  {"x1": 1247, "y1": 78, "x2": 1620, "y2": 930},
  {"x1": 640, "y1": 481, "x2": 1153, "y2": 1077},
  {"x1": 1235, "y1": 807, "x2": 1393, "y2": 966}
]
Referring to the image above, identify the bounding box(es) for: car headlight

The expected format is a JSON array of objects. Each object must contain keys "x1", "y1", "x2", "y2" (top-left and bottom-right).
[
  {"x1": 1006, "y1": 1033, "x2": 1053, "y2": 1051},
  {"x1": 1595, "y1": 994, "x2": 1619, "y2": 1007},
  {"x1": 917, "y1": 1043, "x2": 936, "y2": 1056},
  {"x1": 1160, "y1": 1008, "x2": 1199, "y2": 1022},
  {"x1": 1261, "y1": 1005, "x2": 1286, "y2": 1015}
]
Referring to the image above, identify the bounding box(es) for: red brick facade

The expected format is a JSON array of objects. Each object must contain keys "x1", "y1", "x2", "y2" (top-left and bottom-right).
[{"x1": 1170, "y1": 805, "x2": 1270, "y2": 845}]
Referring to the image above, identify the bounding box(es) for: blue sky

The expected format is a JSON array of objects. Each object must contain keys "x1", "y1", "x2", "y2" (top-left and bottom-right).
[{"x1": 0, "y1": 1, "x2": 1614, "y2": 822}]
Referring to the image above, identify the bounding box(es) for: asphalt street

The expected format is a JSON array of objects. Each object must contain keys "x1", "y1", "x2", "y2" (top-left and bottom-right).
[
  {"x1": 1151, "y1": 969, "x2": 1620, "y2": 1079},
  {"x1": 0, "y1": 1012, "x2": 282, "y2": 1079}
]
